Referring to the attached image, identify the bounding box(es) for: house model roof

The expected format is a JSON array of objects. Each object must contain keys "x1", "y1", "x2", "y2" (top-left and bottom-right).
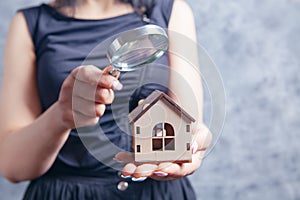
[{"x1": 128, "y1": 90, "x2": 196, "y2": 124}]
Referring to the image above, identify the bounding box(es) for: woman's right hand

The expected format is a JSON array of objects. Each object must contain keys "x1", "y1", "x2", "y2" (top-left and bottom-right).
[{"x1": 57, "y1": 65, "x2": 123, "y2": 129}]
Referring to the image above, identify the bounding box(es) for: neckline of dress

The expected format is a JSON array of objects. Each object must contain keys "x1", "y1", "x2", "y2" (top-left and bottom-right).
[{"x1": 42, "y1": 3, "x2": 138, "y2": 22}]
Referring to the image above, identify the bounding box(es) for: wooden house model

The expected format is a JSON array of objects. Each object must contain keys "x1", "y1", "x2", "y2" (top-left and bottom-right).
[{"x1": 128, "y1": 90, "x2": 195, "y2": 163}]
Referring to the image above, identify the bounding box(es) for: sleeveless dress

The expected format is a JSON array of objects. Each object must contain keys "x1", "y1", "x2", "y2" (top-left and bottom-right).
[{"x1": 19, "y1": 1, "x2": 197, "y2": 199}]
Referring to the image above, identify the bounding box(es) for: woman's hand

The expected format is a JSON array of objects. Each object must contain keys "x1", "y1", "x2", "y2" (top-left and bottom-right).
[
  {"x1": 57, "y1": 65, "x2": 123, "y2": 129},
  {"x1": 115, "y1": 124, "x2": 212, "y2": 181}
]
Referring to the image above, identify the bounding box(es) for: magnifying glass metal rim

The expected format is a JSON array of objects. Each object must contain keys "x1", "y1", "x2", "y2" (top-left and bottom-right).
[{"x1": 106, "y1": 24, "x2": 169, "y2": 72}]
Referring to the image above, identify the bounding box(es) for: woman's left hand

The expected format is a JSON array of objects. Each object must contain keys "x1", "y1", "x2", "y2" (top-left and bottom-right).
[{"x1": 114, "y1": 124, "x2": 212, "y2": 181}]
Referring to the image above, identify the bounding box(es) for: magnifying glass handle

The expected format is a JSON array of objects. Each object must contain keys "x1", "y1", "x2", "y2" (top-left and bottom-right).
[{"x1": 103, "y1": 65, "x2": 120, "y2": 79}]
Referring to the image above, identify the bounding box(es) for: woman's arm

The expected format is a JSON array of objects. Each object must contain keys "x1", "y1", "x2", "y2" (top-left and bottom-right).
[
  {"x1": 0, "y1": 12, "x2": 120, "y2": 183},
  {"x1": 0, "y1": 12, "x2": 71, "y2": 183},
  {"x1": 161, "y1": 0, "x2": 211, "y2": 178},
  {"x1": 168, "y1": 0, "x2": 203, "y2": 123}
]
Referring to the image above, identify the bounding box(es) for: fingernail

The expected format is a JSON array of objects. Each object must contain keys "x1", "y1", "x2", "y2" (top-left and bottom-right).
[
  {"x1": 112, "y1": 81, "x2": 123, "y2": 90},
  {"x1": 120, "y1": 174, "x2": 132, "y2": 179},
  {"x1": 131, "y1": 177, "x2": 147, "y2": 182},
  {"x1": 191, "y1": 142, "x2": 198, "y2": 154},
  {"x1": 154, "y1": 171, "x2": 168, "y2": 177}
]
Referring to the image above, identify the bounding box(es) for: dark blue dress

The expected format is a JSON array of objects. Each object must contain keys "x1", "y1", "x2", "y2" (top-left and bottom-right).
[{"x1": 19, "y1": 1, "x2": 196, "y2": 199}]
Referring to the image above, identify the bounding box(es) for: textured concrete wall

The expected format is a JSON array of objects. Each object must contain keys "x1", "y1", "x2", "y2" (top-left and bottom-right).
[
  {"x1": 188, "y1": 1, "x2": 300, "y2": 199},
  {"x1": 0, "y1": 0, "x2": 299, "y2": 199}
]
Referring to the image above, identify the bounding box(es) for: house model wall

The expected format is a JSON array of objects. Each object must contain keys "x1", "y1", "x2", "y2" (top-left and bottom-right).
[{"x1": 128, "y1": 90, "x2": 195, "y2": 163}]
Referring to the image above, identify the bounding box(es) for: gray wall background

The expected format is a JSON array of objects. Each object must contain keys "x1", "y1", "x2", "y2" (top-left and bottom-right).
[{"x1": 0, "y1": 0, "x2": 299, "y2": 199}]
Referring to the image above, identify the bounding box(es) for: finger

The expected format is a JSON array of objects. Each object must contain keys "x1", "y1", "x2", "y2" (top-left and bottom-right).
[
  {"x1": 192, "y1": 125, "x2": 212, "y2": 152},
  {"x1": 156, "y1": 162, "x2": 181, "y2": 177},
  {"x1": 73, "y1": 80, "x2": 97, "y2": 101},
  {"x1": 74, "y1": 65, "x2": 123, "y2": 90},
  {"x1": 94, "y1": 87, "x2": 114, "y2": 104},
  {"x1": 122, "y1": 163, "x2": 136, "y2": 176},
  {"x1": 180, "y1": 149, "x2": 206, "y2": 177},
  {"x1": 73, "y1": 81, "x2": 115, "y2": 104},
  {"x1": 138, "y1": 99, "x2": 145, "y2": 106},
  {"x1": 114, "y1": 152, "x2": 134, "y2": 163},
  {"x1": 158, "y1": 162, "x2": 195, "y2": 178},
  {"x1": 73, "y1": 65, "x2": 101, "y2": 85},
  {"x1": 144, "y1": 162, "x2": 182, "y2": 181},
  {"x1": 73, "y1": 96, "x2": 105, "y2": 117},
  {"x1": 72, "y1": 110, "x2": 101, "y2": 128},
  {"x1": 98, "y1": 73, "x2": 123, "y2": 90},
  {"x1": 194, "y1": 149, "x2": 206, "y2": 161},
  {"x1": 180, "y1": 151, "x2": 203, "y2": 176},
  {"x1": 151, "y1": 154, "x2": 203, "y2": 181},
  {"x1": 103, "y1": 65, "x2": 120, "y2": 79},
  {"x1": 133, "y1": 164, "x2": 158, "y2": 178}
]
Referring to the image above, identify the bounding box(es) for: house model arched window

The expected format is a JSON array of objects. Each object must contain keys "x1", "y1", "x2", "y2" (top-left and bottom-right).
[
  {"x1": 152, "y1": 122, "x2": 175, "y2": 151},
  {"x1": 128, "y1": 90, "x2": 195, "y2": 163}
]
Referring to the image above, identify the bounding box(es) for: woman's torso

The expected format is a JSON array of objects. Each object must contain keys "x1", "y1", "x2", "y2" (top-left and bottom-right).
[{"x1": 20, "y1": 0, "x2": 174, "y2": 177}]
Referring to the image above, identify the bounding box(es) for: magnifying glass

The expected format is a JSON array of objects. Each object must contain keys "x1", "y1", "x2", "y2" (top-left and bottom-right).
[{"x1": 103, "y1": 24, "x2": 169, "y2": 78}]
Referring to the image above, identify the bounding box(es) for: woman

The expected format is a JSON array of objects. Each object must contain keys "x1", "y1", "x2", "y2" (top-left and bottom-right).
[{"x1": 0, "y1": 0, "x2": 211, "y2": 199}]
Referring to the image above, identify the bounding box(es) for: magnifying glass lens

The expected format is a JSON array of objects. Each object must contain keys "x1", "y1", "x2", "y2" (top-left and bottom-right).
[{"x1": 108, "y1": 26, "x2": 168, "y2": 72}]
